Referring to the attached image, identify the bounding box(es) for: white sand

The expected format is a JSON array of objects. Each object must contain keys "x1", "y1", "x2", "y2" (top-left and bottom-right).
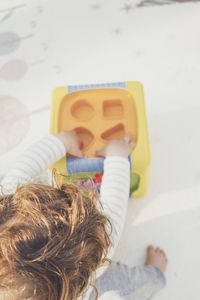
[{"x1": 0, "y1": 0, "x2": 200, "y2": 298}]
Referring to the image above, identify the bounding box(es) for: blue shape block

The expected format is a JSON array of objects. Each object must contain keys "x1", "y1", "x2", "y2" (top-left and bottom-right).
[
  {"x1": 66, "y1": 156, "x2": 105, "y2": 174},
  {"x1": 66, "y1": 155, "x2": 132, "y2": 175},
  {"x1": 128, "y1": 155, "x2": 132, "y2": 171}
]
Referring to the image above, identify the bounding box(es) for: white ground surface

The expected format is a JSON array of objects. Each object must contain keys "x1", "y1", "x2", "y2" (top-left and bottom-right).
[{"x1": 0, "y1": 0, "x2": 200, "y2": 299}]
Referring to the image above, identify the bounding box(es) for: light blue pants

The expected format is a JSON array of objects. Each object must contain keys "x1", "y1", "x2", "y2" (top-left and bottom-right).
[{"x1": 89, "y1": 261, "x2": 166, "y2": 300}]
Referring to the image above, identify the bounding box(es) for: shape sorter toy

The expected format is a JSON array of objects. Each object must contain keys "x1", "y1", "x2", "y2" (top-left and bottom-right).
[{"x1": 50, "y1": 81, "x2": 151, "y2": 197}]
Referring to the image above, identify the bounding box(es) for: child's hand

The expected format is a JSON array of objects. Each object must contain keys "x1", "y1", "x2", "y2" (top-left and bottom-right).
[
  {"x1": 55, "y1": 131, "x2": 83, "y2": 157},
  {"x1": 94, "y1": 132, "x2": 135, "y2": 158}
]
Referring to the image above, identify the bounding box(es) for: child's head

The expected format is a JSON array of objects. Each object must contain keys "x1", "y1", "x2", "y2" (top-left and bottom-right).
[{"x1": 0, "y1": 183, "x2": 112, "y2": 300}]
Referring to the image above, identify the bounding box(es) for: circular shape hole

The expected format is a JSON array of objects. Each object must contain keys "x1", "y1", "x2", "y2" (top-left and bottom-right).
[{"x1": 71, "y1": 100, "x2": 94, "y2": 121}]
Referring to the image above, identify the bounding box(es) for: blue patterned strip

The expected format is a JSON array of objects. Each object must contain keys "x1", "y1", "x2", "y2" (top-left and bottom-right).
[
  {"x1": 67, "y1": 82, "x2": 126, "y2": 93},
  {"x1": 66, "y1": 155, "x2": 132, "y2": 175}
]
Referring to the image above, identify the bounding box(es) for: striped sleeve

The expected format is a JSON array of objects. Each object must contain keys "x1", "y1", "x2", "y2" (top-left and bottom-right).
[
  {"x1": 0, "y1": 135, "x2": 66, "y2": 195},
  {"x1": 98, "y1": 156, "x2": 130, "y2": 259}
]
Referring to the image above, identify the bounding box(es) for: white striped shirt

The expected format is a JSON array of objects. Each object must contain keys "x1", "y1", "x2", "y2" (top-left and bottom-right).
[
  {"x1": 0, "y1": 134, "x2": 130, "y2": 280},
  {"x1": 0, "y1": 135, "x2": 166, "y2": 300}
]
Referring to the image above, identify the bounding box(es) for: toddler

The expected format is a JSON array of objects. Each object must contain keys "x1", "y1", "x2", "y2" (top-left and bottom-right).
[{"x1": 0, "y1": 131, "x2": 167, "y2": 300}]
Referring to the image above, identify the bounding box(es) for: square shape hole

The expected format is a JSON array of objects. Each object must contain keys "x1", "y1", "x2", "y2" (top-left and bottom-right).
[{"x1": 103, "y1": 100, "x2": 123, "y2": 118}]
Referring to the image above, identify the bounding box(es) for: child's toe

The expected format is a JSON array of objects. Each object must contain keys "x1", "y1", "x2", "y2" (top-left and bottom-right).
[
  {"x1": 147, "y1": 245, "x2": 154, "y2": 254},
  {"x1": 155, "y1": 247, "x2": 160, "y2": 253},
  {"x1": 160, "y1": 249, "x2": 165, "y2": 256}
]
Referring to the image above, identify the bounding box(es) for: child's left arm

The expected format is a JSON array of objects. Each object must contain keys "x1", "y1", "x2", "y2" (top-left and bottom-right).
[{"x1": 1, "y1": 131, "x2": 82, "y2": 195}]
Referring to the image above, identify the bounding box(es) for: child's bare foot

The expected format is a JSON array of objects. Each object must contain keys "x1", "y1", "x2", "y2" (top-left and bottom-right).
[{"x1": 145, "y1": 245, "x2": 168, "y2": 273}]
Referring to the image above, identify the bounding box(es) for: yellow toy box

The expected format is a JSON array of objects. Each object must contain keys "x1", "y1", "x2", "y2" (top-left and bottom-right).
[{"x1": 50, "y1": 81, "x2": 151, "y2": 197}]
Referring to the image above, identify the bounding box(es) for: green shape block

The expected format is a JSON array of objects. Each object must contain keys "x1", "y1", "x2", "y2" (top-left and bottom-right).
[
  {"x1": 130, "y1": 172, "x2": 140, "y2": 194},
  {"x1": 56, "y1": 171, "x2": 140, "y2": 195}
]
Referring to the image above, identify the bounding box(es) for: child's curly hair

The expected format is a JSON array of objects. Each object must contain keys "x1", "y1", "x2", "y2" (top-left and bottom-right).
[{"x1": 0, "y1": 182, "x2": 112, "y2": 300}]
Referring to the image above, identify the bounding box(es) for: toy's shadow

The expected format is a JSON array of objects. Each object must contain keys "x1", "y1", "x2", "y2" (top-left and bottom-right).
[
  {"x1": 149, "y1": 106, "x2": 200, "y2": 195},
  {"x1": 114, "y1": 106, "x2": 200, "y2": 257}
]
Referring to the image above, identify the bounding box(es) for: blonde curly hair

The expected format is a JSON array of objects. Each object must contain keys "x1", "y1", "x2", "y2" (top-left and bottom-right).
[{"x1": 0, "y1": 182, "x2": 112, "y2": 300}]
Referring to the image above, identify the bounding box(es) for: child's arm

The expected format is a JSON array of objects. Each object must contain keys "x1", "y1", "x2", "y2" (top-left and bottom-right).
[
  {"x1": 1, "y1": 131, "x2": 82, "y2": 195},
  {"x1": 96, "y1": 133, "x2": 135, "y2": 260},
  {"x1": 99, "y1": 156, "x2": 130, "y2": 258}
]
